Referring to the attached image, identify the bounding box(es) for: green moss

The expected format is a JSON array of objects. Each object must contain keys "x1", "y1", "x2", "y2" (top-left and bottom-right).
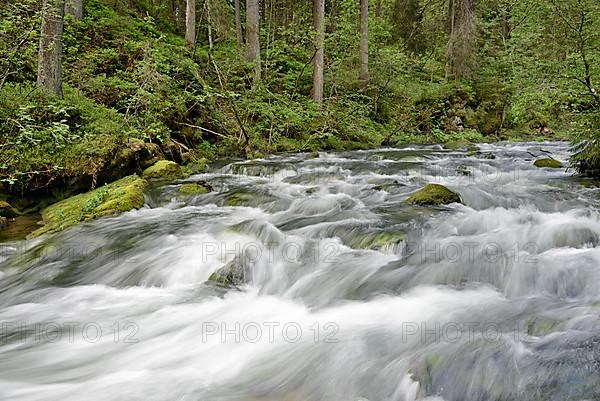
[
  {"x1": 577, "y1": 178, "x2": 600, "y2": 188},
  {"x1": 28, "y1": 175, "x2": 148, "y2": 238},
  {"x1": 355, "y1": 231, "x2": 406, "y2": 250},
  {"x1": 533, "y1": 158, "x2": 562, "y2": 168},
  {"x1": 443, "y1": 141, "x2": 480, "y2": 152},
  {"x1": 0, "y1": 201, "x2": 20, "y2": 217},
  {"x1": 224, "y1": 192, "x2": 256, "y2": 207},
  {"x1": 407, "y1": 184, "x2": 461, "y2": 206},
  {"x1": 181, "y1": 158, "x2": 209, "y2": 176},
  {"x1": 179, "y1": 183, "x2": 210, "y2": 196},
  {"x1": 142, "y1": 160, "x2": 183, "y2": 181}
]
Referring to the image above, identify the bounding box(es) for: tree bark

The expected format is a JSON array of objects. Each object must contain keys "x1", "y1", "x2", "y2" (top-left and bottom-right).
[
  {"x1": 234, "y1": 0, "x2": 244, "y2": 48},
  {"x1": 37, "y1": 0, "x2": 65, "y2": 97},
  {"x1": 246, "y1": 0, "x2": 261, "y2": 85},
  {"x1": 311, "y1": 0, "x2": 325, "y2": 103},
  {"x1": 446, "y1": 0, "x2": 476, "y2": 80},
  {"x1": 185, "y1": 0, "x2": 195, "y2": 46},
  {"x1": 65, "y1": 0, "x2": 83, "y2": 20},
  {"x1": 359, "y1": 0, "x2": 369, "y2": 82},
  {"x1": 375, "y1": 0, "x2": 382, "y2": 17}
]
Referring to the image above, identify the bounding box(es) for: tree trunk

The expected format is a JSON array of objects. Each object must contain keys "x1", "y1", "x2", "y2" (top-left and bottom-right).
[
  {"x1": 311, "y1": 0, "x2": 325, "y2": 103},
  {"x1": 375, "y1": 0, "x2": 382, "y2": 17},
  {"x1": 234, "y1": 0, "x2": 244, "y2": 48},
  {"x1": 359, "y1": 0, "x2": 369, "y2": 82},
  {"x1": 65, "y1": 0, "x2": 83, "y2": 20},
  {"x1": 37, "y1": 0, "x2": 65, "y2": 97},
  {"x1": 446, "y1": 0, "x2": 476, "y2": 81},
  {"x1": 246, "y1": 0, "x2": 261, "y2": 85},
  {"x1": 185, "y1": 0, "x2": 195, "y2": 46}
]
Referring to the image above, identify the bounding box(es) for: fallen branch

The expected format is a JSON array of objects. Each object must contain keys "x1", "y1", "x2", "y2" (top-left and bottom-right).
[{"x1": 175, "y1": 121, "x2": 227, "y2": 138}]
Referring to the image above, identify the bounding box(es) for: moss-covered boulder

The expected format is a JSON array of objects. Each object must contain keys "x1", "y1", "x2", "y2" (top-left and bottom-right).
[
  {"x1": 443, "y1": 141, "x2": 480, "y2": 152},
  {"x1": 407, "y1": 184, "x2": 461, "y2": 206},
  {"x1": 29, "y1": 175, "x2": 148, "y2": 238},
  {"x1": 142, "y1": 160, "x2": 183, "y2": 182},
  {"x1": 179, "y1": 183, "x2": 210, "y2": 196},
  {"x1": 0, "y1": 201, "x2": 20, "y2": 218},
  {"x1": 533, "y1": 158, "x2": 562, "y2": 168}
]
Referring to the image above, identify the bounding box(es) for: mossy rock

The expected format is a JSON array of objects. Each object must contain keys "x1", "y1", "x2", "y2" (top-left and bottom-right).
[
  {"x1": 142, "y1": 160, "x2": 183, "y2": 182},
  {"x1": 577, "y1": 178, "x2": 600, "y2": 188},
  {"x1": 443, "y1": 141, "x2": 480, "y2": 152},
  {"x1": 0, "y1": 201, "x2": 20, "y2": 218},
  {"x1": 224, "y1": 191, "x2": 256, "y2": 207},
  {"x1": 407, "y1": 184, "x2": 461, "y2": 206},
  {"x1": 28, "y1": 175, "x2": 148, "y2": 238},
  {"x1": 354, "y1": 231, "x2": 406, "y2": 251},
  {"x1": 526, "y1": 317, "x2": 559, "y2": 336},
  {"x1": 181, "y1": 158, "x2": 209, "y2": 176},
  {"x1": 179, "y1": 183, "x2": 210, "y2": 196},
  {"x1": 207, "y1": 257, "x2": 249, "y2": 287},
  {"x1": 533, "y1": 158, "x2": 562, "y2": 168}
]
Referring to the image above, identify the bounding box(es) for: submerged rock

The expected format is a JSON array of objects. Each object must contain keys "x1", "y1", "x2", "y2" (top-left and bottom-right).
[
  {"x1": 0, "y1": 201, "x2": 19, "y2": 218},
  {"x1": 354, "y1": 231, "x2": 406, "y2": 251},
  {"x1": 29, "y1": 175, "x2": 148, "y2": 238},
  {"x1": 224, "y1": 191, "x2": 256, "y2": 206},
  {"x1": 533, "y1": 158, "x2": 562, "y2": 168},
  {"x1": 179, "y1": 183, "x2": 211, "y2": 196},
  {"x1": 142, "y1": 160, "x2": 183, "y2": 182},
  {"x1": 552, "y1": 227, "x2": 599, "y2": 248},
  {"x1": 407, "y1": 184, "x2": 461, "y2": 206}
]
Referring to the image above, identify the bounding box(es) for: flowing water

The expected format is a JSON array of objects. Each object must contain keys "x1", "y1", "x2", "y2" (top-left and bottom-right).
[{"x1": 1, "y1": 142, "x2": 599, "y2": 401}]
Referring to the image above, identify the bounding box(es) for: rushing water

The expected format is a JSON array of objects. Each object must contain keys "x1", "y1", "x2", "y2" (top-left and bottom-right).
[{"x1": 1, "y1": 142, "x2": 599, "y2": 401}]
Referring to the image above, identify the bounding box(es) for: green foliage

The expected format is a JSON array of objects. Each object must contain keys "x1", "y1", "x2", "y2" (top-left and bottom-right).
[
  {"x1": 0, "y1": 83, "x2": 129, "y2": 190},
  {"x1": 1, "y1": 0, "x2": 599, "y2": 194}
]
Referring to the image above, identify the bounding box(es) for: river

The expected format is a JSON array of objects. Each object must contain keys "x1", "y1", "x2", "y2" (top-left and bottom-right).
[{"x1": 0, "y1": 141, "x2": 598, "y2": 401}]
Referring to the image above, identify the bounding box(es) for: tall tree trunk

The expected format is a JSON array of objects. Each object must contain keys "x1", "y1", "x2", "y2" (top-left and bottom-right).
[
  {"x1": 65, "y1": 0, "x2": 83, "y2": 20},
  {"x1": 375, "y1": 0, "x2": 382, "y2": 17},
  {"x1": 37, "y1": 0, "x2": 65, "y2": 97},
  {"x1": 359, "y1": 0, "x2": 369, "y2": 82},
  {"x1": 446, "y1": 0, "x2": 476, "y2": 81},
  {"x1": 185, "y1": 0, "x2": 195, "y2": 46},
  {"x1": 234, "y1": 0, "x2": 244, "y2": 48},
  {"x1": 312, "y1": 0, "x2": 325, "y2": 103},
  {"x1": 246, "y1": 0, "x2": 261, "y2": 85}
]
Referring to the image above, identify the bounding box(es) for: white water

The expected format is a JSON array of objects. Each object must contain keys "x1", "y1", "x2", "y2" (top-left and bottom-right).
[{"x1": 0, "y1": 142, "x2": 599, "y2": 401}]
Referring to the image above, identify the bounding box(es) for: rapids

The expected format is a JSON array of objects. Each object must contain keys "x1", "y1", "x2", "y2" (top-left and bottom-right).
[{"x1": 0, "y1": 142, "x2": 599, "y2": 401}]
